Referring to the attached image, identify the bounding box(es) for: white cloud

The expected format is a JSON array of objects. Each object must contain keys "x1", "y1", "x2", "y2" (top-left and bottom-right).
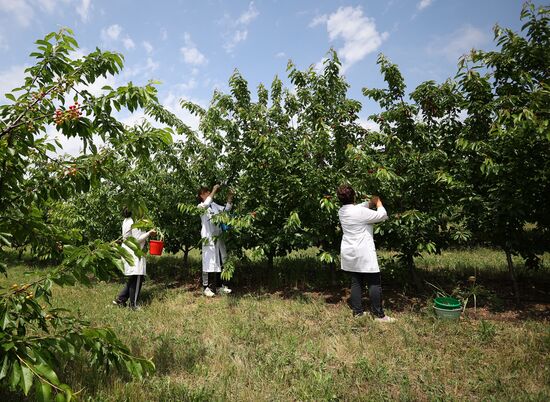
[
  {"x1": 52, "y1": 129, "x2": 86, "y2": 156},
  {"x1": 222, "y1": 1, "x2": 259, "y2": 53},
  {"x1": 275, "y1": 52, "x2": 286, "y2": 58},
  {"x1": 37, "y1": 0, "x2": 56, "y2": 13},
  {"x1": 145, "y1": 57, "x2": 159, "y2": 72},
  {"x1": 359, "y1": 118, "x2": 380, "y2": 132},
  {"x1": 1, "y1": 0, "x2": 89, "y2": 27},
  {"x1": 101, "y1": 24, "x2": 122, "y2": 41},
  {"x1": 417, "y1": 0, "x2": 434, "y2": 11},
  {"x1": 428, "y1": 25, "x2": 489, "y2": 61},
  {"x1": 237, "y1": 1, "x2": 259, "y2": 25},
  {"x1": 75, "y1": 74, "x2": 117, "y2": 97},
  {"x1": 178, "y1": 78, "x2": 197, "y2": 92},
  {"x1": 161, "y1": 91, "x2": 203, "y2": 141},
  {"x1": 101, "y1": 24, "x2": 135, "y2": 51},
  {"x1": 309, "y1": 14, "x2": 327, "y2": 28},
  {"x1": 143, "y1": 41, "x2": 153, "y2": 54},
  {"x1": 180, "y1": 33, "x2": 207, "y2": 66},
  {"x1": 0, "y1": 65, "x2": 27, "y2": 100},
  {"x1": 160, "y1": 28, "x2": 168, "y2": 41},
  {"x1": 122, "y1": 36, "x2": 135, "y2": 50},
  {"x1": 76, "y1": 0, "x2": 92, "y2": 22},
  {"x1": 0, "y1": 0, "x2": 34, "y2": 26},
  {"x1": 122, "y1": 57, "x2": 160, "y2": 79},
  {"x1": 312, "y1": 6, "x2": 388, "y2": 72},
  {"x1": 224, "y1": 30, "x2": 248, "y2": 53},
  {"x1": 313, "y1": 57, "x2": 328, "y2": 73}
]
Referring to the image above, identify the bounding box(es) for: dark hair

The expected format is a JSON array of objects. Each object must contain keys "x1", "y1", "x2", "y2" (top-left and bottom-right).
[
  {"x1": 122, "y1": 206, "x2": 132, "y2": 218},
  {"x1": 197, "y1": 186, "x2": 210, "y2": 203},
  {"x1": 337, "y1": 184, "x2": 355, "y2": 205}
]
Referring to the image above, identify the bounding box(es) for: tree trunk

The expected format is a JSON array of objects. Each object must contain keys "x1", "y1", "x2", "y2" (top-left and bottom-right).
[
  {"x1": 404, "y1": 253, "x2": 422, "y2": 290},
  {"x1": 266, "y1": 252, "x2": 274, "y2": 287},
  {"x1": 182, "y1": 245, "x2": 190, "y2": 270},
  {"x1": 505, "y1": 249, "x2": 521, "y2": 305}
]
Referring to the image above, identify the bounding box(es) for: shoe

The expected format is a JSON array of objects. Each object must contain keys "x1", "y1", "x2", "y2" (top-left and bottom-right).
[
  {"x1": 203, "y1": 287, "x2": 215, "y2": 297},
  {"x1": 216, "y1": 285, "x2": 232, "y2": 294},
  {"x1": 112, "y1": 299, "x2": 126, "y2": 307},
  {"x1": 129, "y1": 305, "x2": 142, "y2": 311},
  {"x1": 353, "y1": 312, "x2": 366, "y2": 318},
  {"x1": 374, "y1": 315, "x2": 396, "y2": 323}
]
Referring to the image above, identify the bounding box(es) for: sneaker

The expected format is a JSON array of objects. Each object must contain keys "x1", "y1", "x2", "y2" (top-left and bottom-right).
[
  {"x1": 203, "y1": 287, "x2": 215, "y2": 297},
  {"x1": 216, "y1": 285, "x2": 232, "y2": 294},
  {"x1": 374, "y1": 315, "x2": 396, "y2": 323},
  {"x1": 353, "y1": 312, "x2": 367, "y2": 318},
  {"x1": 112, "y1": 299, "x2": 126, "y2": 307},
  {"x1": 129, "y1": 305, "x2": 142, "y2": 311}
]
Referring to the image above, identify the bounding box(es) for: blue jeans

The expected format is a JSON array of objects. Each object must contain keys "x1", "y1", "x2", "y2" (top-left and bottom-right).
[{"x1": 349, "y1": 271, "x2": 385, "y2": 317}]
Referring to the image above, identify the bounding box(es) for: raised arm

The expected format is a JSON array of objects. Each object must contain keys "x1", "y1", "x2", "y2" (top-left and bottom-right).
[
  {"x1": 359, "y1": 197, "x2": 388, "y2": 224},
  {"x1": 197, "y1": 184, "x2": 220, "y2": 208}
]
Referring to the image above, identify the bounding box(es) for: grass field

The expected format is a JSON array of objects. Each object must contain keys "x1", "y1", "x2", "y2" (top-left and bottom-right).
[{"x1": 1, "y1": 248, "x2": 549, "y2": 401}]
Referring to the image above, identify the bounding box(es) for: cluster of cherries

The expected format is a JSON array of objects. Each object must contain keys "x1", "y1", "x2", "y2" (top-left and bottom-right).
[
  {"x1": 31, "y1": 91, "x2": 46, "y2": 101},
  {"x1": 54, "y1": 102, "x2": 82, "y2": 125},
  {"x1": 64, "y1": 164, "x2": 78, "y2": 177}
]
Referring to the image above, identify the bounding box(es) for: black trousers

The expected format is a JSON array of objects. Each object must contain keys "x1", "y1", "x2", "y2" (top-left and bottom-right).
[
  {"x1": 349, "y1": 271, "x2": 385, "y2": 317},
  {"x1": 117, "y1": 275, "x2": 144, "y2": 307},
  {"x1": 202, "y1": 272, "x2": 222, "y2": 289}
]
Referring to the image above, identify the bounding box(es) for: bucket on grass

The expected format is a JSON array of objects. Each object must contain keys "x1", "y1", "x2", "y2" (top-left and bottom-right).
[
  {"x1": 149, "y1": 240, "x2": 164, "y2": 256},
  {"x1": 434, "y1": 296, "x2": 461, "y2": 310},
  {"x1": 434, "y1": 306, "x2": 462, "y2": 320}
]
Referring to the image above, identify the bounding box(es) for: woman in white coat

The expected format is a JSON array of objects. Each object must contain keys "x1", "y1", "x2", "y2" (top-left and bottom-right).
[
  {"x1": 197, "y1": 184, "x2": 233, "y2": 297},
  {"x1": 337, "y1": 184, "x2": 395, "y2": 322},
  {"x1": 113, "y1": 207, "x2": 156, "y2": 309}
]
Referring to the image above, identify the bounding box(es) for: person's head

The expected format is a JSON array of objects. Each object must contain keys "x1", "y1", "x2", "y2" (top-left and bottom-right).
[
  {"x1": 122, "y1": 206, "x2": 132, "y2": 218},
  {"x1": 197, "y1": 186, "x2": 211, "y2": 203},
  {"x1": 337, "y1": 184, "x2": 356, "y2": 205}
]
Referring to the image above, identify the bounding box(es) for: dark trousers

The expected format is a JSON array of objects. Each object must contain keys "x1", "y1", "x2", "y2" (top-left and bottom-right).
[
  {"x1": 117, "y1": 275, "x2": 144, "y2": 307},
  {"x1": 202, "y1": 272, "x2": 222, "y2": 289},
  {"x1": 349, "y1": 271, "x2": 385, "y2": 317}
]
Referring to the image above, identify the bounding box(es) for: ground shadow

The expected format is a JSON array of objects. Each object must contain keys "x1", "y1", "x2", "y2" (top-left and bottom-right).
[{"x1": 140, "y1": 254, "x2": 550, "y2": 321}]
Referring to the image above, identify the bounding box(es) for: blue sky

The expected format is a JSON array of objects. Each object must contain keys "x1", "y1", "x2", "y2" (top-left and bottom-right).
[{"x1": 0, "y1": 0, "x2": 537, "y2": 152}]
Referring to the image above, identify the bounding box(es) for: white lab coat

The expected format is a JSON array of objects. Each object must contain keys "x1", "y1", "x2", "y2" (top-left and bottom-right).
[
  {"x1": 338, "y1": 203, "x2": 388, "y2": 273},
  {"x1": 121, "y1": 217, "x2": 151, "y2": 276},
  {"x1": 198, "y1": 196, "x2": 232, "y2": 273}
]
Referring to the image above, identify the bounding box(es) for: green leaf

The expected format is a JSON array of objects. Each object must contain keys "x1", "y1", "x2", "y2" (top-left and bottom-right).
[
  {"x1": 1, "y1": 309, "x2": 12, "y2": 330},
  {"x1": 20, "y1": 363, "x2": 33, "y2": 395},
  {"x1": 59, "y1": 384, "x2": 73, "y2": 402},
  {"x1": 0, "y1": 355, "x2": 9, "y2": 380},
  {"x1": 2, "y1": 341, "x2": 15, "y2": 351},
  {"x1": 36, "y1": 381, "x2": 52, "y2": 402},
  {"x1": 34, "y1": 363, "x2": 61, "y2": 385},
  {"x1": 10, "y1": 360, "x2": 21, "y2": 388}
]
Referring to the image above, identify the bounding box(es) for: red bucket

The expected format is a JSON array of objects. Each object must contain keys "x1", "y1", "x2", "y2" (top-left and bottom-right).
[{"x1": 149, "y1": 240, "x2": 164, "y2": 256}]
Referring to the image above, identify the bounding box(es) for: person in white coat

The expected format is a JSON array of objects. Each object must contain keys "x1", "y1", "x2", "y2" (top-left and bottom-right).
[
  {"x1": 113, "y1": 207, "x2": 156, "y2": 309},
  {"x1": 197, "y1": 184, "x2": 233, "y2": 297},
  {"x1": 337, "y1": 184, "x2": 395, "y2": 322}
]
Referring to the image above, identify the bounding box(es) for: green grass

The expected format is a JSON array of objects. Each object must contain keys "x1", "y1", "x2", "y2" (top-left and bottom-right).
[{"x1": 1, "y1": 249, "x2": 549, "y2": 401}]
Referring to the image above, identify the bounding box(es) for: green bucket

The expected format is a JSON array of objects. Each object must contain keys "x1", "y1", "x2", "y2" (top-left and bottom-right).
[{"x1": 434, "y1": 297, "x2": 461, "y2": 310}]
